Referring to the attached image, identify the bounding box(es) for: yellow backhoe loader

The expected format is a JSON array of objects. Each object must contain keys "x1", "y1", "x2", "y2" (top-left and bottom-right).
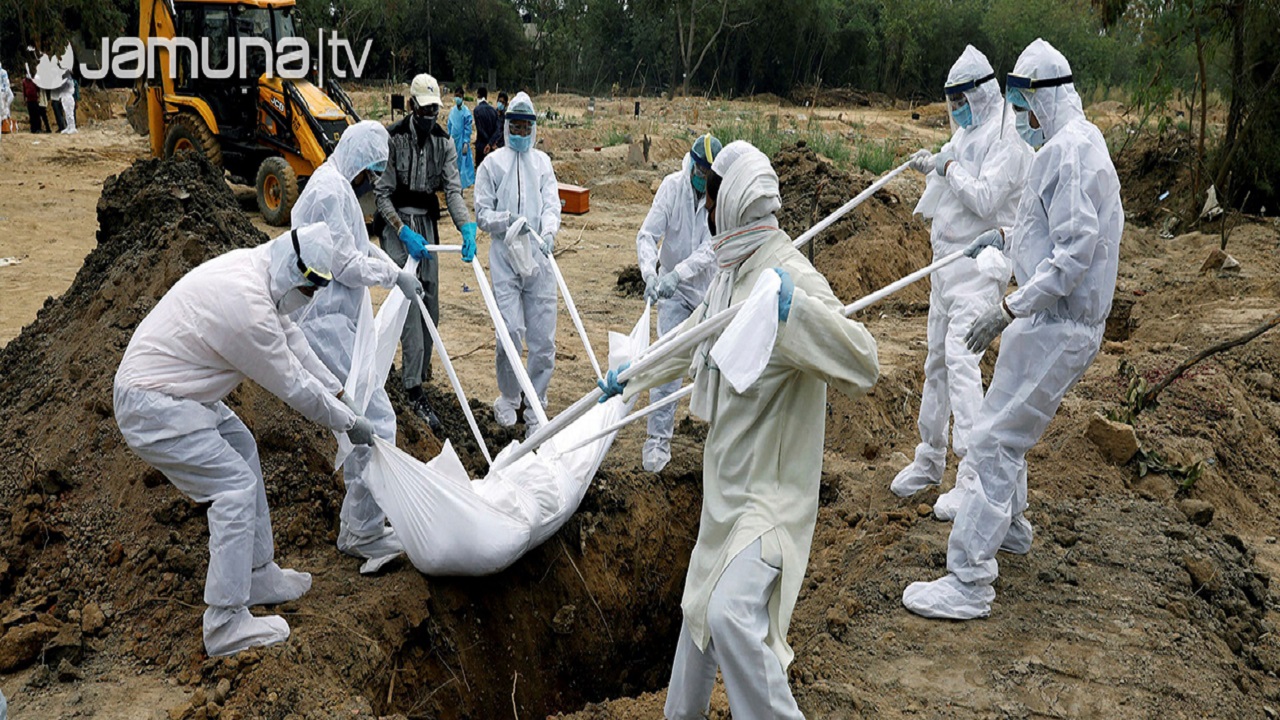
[{"x1": 130, "y1": 0, "x2": 362, "y2": 225}]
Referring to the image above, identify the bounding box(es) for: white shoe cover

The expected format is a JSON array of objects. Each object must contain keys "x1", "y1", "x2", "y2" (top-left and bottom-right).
[
  {"x1": 493, "y1": 395, "x2": 519, "y2": 427},
  {"x1": 933, "y1": 487, "x2": 963, "y2": 521},
  {"x1": 890, "y1": 461, "x2": 942, "y2": 498},
  {"x1": 642, "y1": 436, "x2": 671, "y2": 473},
  {"x1": 902, "y1": 573, "x2": 995, "y2": 620},
  {"x1": 203, "y1": 607, "x2": 290, "y2": 657},
  {"x1": 248, "y1": 562, "x2": 312, "y2": 606},
  {"x1": 339, "y1": 526, "x2": 404, "y2": 574},
  {"x1": 1000, "y1": 514, "x2": 1034, "y2": 555}
]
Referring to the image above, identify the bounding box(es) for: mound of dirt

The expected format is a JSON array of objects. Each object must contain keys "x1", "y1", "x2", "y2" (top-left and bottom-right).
[{"x1": 615, "y1": 264, "x2": 647, "y2": 298}]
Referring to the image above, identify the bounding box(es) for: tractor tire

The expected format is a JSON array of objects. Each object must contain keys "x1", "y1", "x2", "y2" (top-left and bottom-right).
[
  {"x1": 163, "y1": 112, "x2": 222, "y2": 166},
  {"x1": 256, "y1": 156, "x2": 300, "y2": 227}
]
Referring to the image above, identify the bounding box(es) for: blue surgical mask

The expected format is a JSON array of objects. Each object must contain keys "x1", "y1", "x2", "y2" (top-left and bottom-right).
[
  {"x1": 497, "y1": 102, "x2": 506, "y2": 112},
  {"x1": 367, "y1": 161, "x2": 387, "y2": 174},
  {"x1": 951, "y1": 104, "x2": 973, "y2": 129},
  {"x1": 1015, "y1": 110, "x2": 1045, "y2": 148},
  {"x1": 509, "y1": 133, "x2": 532, "y2": 153},
  {"x1": 691, "y1": 173, "x2": 706, "y2": 194},
  {"x1": 455, "y1": 97, "x2": 463, "y2": 107}
]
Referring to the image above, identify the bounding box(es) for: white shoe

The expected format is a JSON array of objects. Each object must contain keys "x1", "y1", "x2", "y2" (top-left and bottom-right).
[
  {"x1": 642, "y1": 436, "x2": 671, "y2": 473},
  {"x1": 493, "y1": 395, "x2": 519, "y2": 427},
  {"x1": 338, "y1": 525, "x2": 404, "y2": 574},
  {"x1": 203, "y1": 607, "x2": 290, "y2": 657},
  {"x1": 902, "y1": 573, "x2": 995, "y2": 620},
  {"x1": 933, "y1": 487, "x2": 963, "y2": 521},
  {"x1": 1000, "y1": 515, "x2": 1034, "y2": 555},
  {"x1": 248, "y1": 562, "x2": 312, "y2": 606}
]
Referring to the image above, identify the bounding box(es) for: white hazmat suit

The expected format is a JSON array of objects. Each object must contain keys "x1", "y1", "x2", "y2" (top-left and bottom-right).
[
  {"x1": 622, "y1": 142, "x2": 880, "y2": 719},
  {"x1": 474, "y1": 92, "x2": 562, "y2": 433},
  {"x1": 892, "y1": 46, "x2": 1033, "y2": 509},
  {"x1": 0, "y1": 62, "x2": 12, "y2": 124},
  {"x1": 903, "y1": 38, "x2": 1123, "y2": 620},
  {"x1": 635, "y1": 155, "x2": 715, "y2": 471},
  {"x1": 114, "y1": 224, "x2": 362, "y2": 656},
  {"x1": 291, "y1": 120, "x2": 407, "y2": 565}
]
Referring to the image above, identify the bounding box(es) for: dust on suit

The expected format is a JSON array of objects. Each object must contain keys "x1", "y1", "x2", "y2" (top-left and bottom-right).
[
  {"x1": 473, "y1": 92, "x2": 562, "y2": 425},
  {"x1": 634, "y1": 156, "x2": 715, "y2": 466},
  {"x1": 892, "y1": 45, "x2": 1033, "y2": 511},
  {"x1": 114, "y1": 224, "x2": 358, "y2": 656},
  {"x1": 903, "y1": 38, "x2": 1123, "y2": 620},
  {"x1": 291, "y1": 121, "x2": 403, "y2": 560},
  {"x1": 623, "y1": 143, "x2": 880, "y2": 719}
]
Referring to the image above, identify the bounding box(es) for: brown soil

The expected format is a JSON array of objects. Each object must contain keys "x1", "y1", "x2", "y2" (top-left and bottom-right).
[{"x1": 1, "y1": 95, "x2": 1278, "y2": 720}]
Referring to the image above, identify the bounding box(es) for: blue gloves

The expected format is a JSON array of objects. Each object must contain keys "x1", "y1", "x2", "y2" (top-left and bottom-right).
[
  {"x1": 461, "y1": 222, "x2": 478, "y2": 262},
  {"x1": 774, "y1": 268, "x2": 794, "y2": 322},
  {"x1": 964, "y1": 228, "x2": 1005, "y2": 258},
  {"x1": 934, "y1": 150, "x2": 956, "y2": 177},
  {"x1": 656, "y1": 272, "x2": 680, "y2": 299},
  {"x1": 965, "y1": 301, "x2": 1014, "y2": 354},
  {"x1": 597, "y1": 362, "x2": 631, "y2": 403},
  {"x1": 539, "y1": 232, "x2": 555, "y2": 257},
  {"x1": 399, "y1": 225, "x2": 428, "y2": 260}
]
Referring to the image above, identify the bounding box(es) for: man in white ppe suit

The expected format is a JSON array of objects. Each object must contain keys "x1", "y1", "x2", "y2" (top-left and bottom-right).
[
  {"x1": 599, "y1": 141, "x2": 879, "y2": 719},
  {"x1": 474, "y1": 91, "x2": 562, "y2": 436},
  {"x1": 634, "y1": 133, "x2": 721, "y2": 472},
  {"x1": 903, "y1": 38, "x2": 1122, "y2": 620},
  {"x1": 893, "y1": 46, "x2": 1033, "y2": 519},
  {"x1": 114, "y1": 223, "x2": 379, "y2": 657},
  {"x1": 291, "y1": 120, "x2": 423, "y2": 568}
]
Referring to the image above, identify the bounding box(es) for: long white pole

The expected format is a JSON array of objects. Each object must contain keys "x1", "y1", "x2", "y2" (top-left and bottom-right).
[
  {"x1": 527, "y1": 225, "x2": 604, "y2": 381},
  {"x1": 411, "y1": 292, "x2": 492, "y2": 465},
  {"x1": 494, "y1": 250, "x2": 965, "y2": 472},
  {"x1": 791, "y1": 161, "x2": 911, "y2": 251},
  {"x1": 469, "y1": 258, "x2": 551, "y2": 427}
]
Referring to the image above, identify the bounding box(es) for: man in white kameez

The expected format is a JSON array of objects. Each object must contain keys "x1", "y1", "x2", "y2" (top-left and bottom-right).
[{"x1": 599, "y1": 141, "x2": 880, "y2": 719}]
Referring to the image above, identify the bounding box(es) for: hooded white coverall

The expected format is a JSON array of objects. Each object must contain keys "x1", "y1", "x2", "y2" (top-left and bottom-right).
[
  {"x1": 114, "y1": 224, "x2": 359, "y2": 656},
  {"x1": 635, "y1": 156, "x2": 715, "y2": 469},
  {"x1": 893, "y1": 46, "x2": 1033, "y2": 511},
  {"x1": 903, "y1": 38, "x2": 1123, "y2": 620},
  {"x1": 624, "y1": 143, "x2": 880, "y2": 719},
  {"x1": 474, "y1": 92, "x2": 562, "y2": 429},
  {"x1": 290, "y1": 120, "x2": 406, "y2": 560}
]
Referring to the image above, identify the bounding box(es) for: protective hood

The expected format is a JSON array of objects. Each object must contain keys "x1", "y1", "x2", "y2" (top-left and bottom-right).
[
  {"x1": 267, "y1": 222, "x2": 337, "y2": 306},
  {"x1": 711, "y1": 141, "x2": 781, "y2": 235},
  {"x1": 946, "y1": 45, "x2": 1002, "y2": 129},
  {"x1": 1012, "y1": 38, "x2": 1084, "y2": 141},
  {"x1": 328, "y1": 120, "x2": 390, "y2": 182},
  {"x1": 503, "y1": 91, "x2": 537, "y2": 150}
]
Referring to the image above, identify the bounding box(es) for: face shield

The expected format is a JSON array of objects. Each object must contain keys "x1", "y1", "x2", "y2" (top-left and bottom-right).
[
  {"x1": 505, "y1": 113, "x2": 537, "y2": 153},
  {"x1": 1004, "y1": 72, "x2": 1071, "y2": 148},
  {"x1": 944, "y1": 72, "x2": 993, "y2": 132}
]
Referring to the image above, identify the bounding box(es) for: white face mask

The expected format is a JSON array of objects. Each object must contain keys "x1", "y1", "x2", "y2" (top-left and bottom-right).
[{"x1": 276, "y1": 287, "x2": 313, "y2": 315}]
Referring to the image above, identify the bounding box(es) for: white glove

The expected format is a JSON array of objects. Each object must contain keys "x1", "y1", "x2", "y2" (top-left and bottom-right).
[
  {"x1": 539, "y1": 232, "x2": 554, "y2": 257},
  {"x1": 395, "y1": 270, "x2": 423, "y2": 298},
  {"x1": 964, "y1": 229, "x2": 1005, "y2": 258},
  {"x1": 643, "y1": 272, "x2": 659, "y2": 304},
  {"x1": 908, "y1": 149, "x2": 934, "y2": 174},
  {"x1": 934, "y1": 150, "x2": 956, "y2": 177}
]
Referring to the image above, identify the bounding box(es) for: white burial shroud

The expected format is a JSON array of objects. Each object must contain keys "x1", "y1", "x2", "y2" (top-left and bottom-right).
[{"x1": 332, "y1": 284, "x2": 648, "y2": 577}]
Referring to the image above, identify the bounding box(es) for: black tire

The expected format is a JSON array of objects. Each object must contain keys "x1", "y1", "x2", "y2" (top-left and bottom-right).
[
  {"x1": 256, "y1": 156, "x2": 300, "y2": 227},
  {"x1": 163, "y1": 112, "x2": 222, "y2": 166}
]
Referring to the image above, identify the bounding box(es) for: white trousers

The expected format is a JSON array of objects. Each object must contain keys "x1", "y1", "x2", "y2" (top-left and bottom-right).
[
  {"x1": 115, "y1": 386, "x2": 273, "y2": 609},
  {"x1": 911, "y1": 256, "x2": 1004, "y2": 468},
  {"x1": 665, "y1": 539, "x2": 804, "y2": 720},
  {"x1": 947, "y1": 316, "x2": 1103, "y2": 585}
]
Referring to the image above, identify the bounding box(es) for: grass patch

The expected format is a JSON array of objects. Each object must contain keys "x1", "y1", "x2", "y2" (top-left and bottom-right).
[
  {"x1": 604, "y1": 127, "x2": 631, "y2": 147},
  {"x1": 851, "y1": 138, "x2": 898, "y2": 174},
  {"x1": 710, "y1": 117, "x2": 857, "y2": 170}
]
